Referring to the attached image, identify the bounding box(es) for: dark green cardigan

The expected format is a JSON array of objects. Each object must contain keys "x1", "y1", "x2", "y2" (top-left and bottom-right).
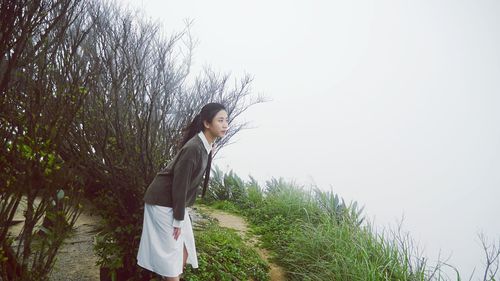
[{"x1": 143, "y1": 135, "x2": 209, "y2": 221}]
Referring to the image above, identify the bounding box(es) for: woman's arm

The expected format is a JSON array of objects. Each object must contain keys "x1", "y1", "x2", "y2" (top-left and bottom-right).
[{"x1": 171, "y1": 148, "x2": 196, "y2": 226}]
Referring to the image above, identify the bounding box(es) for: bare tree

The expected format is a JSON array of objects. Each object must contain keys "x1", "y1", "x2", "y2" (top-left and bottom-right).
[
  {"x1": 0, "y1": 0, "x2": 94, "y2": 280},
  {"x1": 180, "y1": 67, "x2": 265, "y2": 155},
  {"x1": 1, "y1": 0, "x2": 263, "y2": 279},
  {"x1": 478, "y1": 233, "x2": 500, "y2": 281},
  {"x1": 54, "y1": 1, "x2": 265, "y2": 279}
]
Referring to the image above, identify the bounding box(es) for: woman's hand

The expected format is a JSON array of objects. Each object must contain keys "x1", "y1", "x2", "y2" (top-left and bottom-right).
[{"x1": 173, "y1": 227, "x2": 181, "y2": 240}]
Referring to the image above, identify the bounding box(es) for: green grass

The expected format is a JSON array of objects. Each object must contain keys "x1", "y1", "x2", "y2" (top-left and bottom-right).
[
  {"x1": 203, "y1": 171, "x2": 452, "y2": 281},
  {"x1": 207, "y1": 199, "x2": 240, "y2": 214},
  {"x1": 183, "y1": 220, "x2": 269, "y2": 281}
]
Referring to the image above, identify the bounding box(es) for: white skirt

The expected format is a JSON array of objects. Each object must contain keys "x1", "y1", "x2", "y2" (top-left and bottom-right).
[{"x1": 137, "y1": 203, "x2": 199, "y2": 277}]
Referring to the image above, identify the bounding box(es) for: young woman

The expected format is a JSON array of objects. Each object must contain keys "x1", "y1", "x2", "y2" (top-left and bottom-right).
[{"x1": 137, "y1": 103, "x2": 229, "y2": 281}]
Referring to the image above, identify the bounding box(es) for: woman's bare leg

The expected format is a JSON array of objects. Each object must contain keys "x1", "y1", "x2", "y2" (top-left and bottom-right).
[
  {"x1": 183, "y1": 244, "x2": 188, "y2": 268},
  {"x1": 162, "y1": 276, "x2": 179, "y2": 281}
]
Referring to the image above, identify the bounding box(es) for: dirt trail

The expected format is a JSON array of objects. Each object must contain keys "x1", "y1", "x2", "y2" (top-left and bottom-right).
[
  {"x1": 49, "y1": 208, "x2": 101, "y2": 281},
  {"x1": 197, "y1": 206, "x2": 286, "y2": 281},
  {"x1": 10, "y1": 198, "x2": 101, "y2": 280}
]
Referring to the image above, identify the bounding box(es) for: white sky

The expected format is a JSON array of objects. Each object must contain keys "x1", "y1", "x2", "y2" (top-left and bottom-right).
[{"x1": 119, "y1": 0, "x2": 500, "y2": 278}]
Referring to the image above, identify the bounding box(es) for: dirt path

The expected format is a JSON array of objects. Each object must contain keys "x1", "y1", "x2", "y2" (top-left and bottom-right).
[
  {"x1": 10, "y1": 198, "x2": 101, "y2": 280},
  {"x1": 197, "y1": 206, "x2": 286, "y2": 281},
  {"x1": 49, "y1": 208, "x2": 101, "y2": 281}
]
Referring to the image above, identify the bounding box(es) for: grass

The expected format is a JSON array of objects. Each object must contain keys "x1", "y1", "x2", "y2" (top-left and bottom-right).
[
  {"x1": 201, "y1": 171, "x2": 453, "y2": 281},
  {"x1": 207, "y1": 200, "x2": 241, "y2": 214},
  {"x1": 183, "y1": 219, "x2": 269, "y2": 281}
]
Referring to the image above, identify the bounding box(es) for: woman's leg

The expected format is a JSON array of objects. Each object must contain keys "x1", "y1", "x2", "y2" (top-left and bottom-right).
[
  {"x1": 183, "y1": 244, "x2": 188, "y2": 268},
  {"x1": 162, "y1": 276, "x2": 179, "y2": 281},
  {"x1": 162, "y1": 245, "x2": 188, "y2": 281}
]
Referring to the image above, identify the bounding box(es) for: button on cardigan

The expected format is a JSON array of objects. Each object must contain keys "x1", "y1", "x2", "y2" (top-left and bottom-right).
[{"x1": 143, "y1": 132, "x2": 211, "y2": 223}]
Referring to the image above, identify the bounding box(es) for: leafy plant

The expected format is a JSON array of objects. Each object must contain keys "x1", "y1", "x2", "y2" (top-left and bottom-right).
[{"x1": 93, "y1": 232, "x2": 124, "y2": 280}]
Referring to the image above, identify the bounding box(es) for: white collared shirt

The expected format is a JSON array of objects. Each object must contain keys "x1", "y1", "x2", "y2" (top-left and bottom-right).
[{"x1": 197, "y1": 131, "x2": 213, "y2": 154}]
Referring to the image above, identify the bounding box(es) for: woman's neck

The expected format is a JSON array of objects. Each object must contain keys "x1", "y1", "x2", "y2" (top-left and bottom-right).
[{"x1": 203, "y1": 130, "x2": 216, "y2": 145}]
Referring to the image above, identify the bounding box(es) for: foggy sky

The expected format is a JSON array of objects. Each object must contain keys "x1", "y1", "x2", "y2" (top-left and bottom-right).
[{"x1": 120, "y1": 0, "x2": 500, "y2": 277}]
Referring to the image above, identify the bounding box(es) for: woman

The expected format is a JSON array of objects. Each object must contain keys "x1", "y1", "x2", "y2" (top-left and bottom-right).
[{"x1": 137, "y1": 103, "x2": 229, "y2": 281}]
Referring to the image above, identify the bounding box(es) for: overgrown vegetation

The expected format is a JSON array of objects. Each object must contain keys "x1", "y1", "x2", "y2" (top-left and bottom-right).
[
  {"x1": 202, "y1": 168, "x2": 500, "y2": 281},
  {"x1": 0, "y1": 0, "x2": 93, "y2": 279},
  {"x1": 0, "y1": 0, "x2": 262, "y2": 279}
]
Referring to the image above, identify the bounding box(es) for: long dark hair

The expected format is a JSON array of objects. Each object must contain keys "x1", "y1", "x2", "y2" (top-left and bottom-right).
[{"x1": 180, "y1": 103, "x2": 226, "y2": 197}]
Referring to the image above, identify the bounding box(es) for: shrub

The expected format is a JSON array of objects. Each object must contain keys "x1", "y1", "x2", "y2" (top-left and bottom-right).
[{"x1": 205, "y1": 167, "x2": 248, "y2": 206}]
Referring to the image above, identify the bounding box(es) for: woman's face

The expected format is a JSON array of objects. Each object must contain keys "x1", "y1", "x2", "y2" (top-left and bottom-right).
[{"x1": 204, "y1": 110, "x2": 229, "y2": 138}]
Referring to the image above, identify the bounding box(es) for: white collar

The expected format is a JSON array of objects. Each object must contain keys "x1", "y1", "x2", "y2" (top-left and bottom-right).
[{"x1": 197, "y1": 131, "x2": 212, "y2": 154}]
